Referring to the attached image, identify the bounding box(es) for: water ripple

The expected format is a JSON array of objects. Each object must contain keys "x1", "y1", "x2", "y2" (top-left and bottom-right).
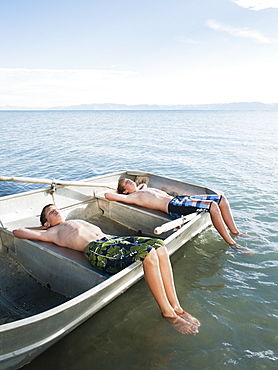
[{"x1": 1, "y1": 110, "x2": 278, "y2": 370}]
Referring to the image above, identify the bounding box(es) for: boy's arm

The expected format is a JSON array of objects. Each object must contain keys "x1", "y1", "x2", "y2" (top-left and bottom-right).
[
  {"x1": 13, "y1": 226, "x2": 51, "y2": 242},
  {"x1": 138, "y1": 183, "x2": 147, "y2": 190},
  {"x1": 104, "y1": 192, "x2": 131, "y2": 203}
]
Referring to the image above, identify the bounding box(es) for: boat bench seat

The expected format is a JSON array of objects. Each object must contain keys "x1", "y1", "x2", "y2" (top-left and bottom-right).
[
  {"x1": 95, "y1": 192, "x2": 175, "y2": 238},
  {"x1": 10, "y1": 235, "x2": 111, "y2": 298},
  {"x1": 95, "y1": 192, "x2": 170, "y2": 219},
  {"x1": 4, "y1": 213, "x2": 110, "y2": 277},
  {"x1": 35, "y1": 239, "x2": 106, "y2": 274}
]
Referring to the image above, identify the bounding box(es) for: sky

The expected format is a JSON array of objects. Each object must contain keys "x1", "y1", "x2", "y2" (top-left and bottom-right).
[{"x1": 0, "y1": 0, "x2": 278, "y2": 108}]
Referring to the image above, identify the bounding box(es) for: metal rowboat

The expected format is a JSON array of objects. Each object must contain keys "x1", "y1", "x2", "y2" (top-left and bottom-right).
[{"x1": 0, "y1": 171, "x2": 215, "y2": 369}]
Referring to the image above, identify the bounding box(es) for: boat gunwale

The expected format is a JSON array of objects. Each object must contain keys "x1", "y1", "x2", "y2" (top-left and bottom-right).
[
  {"x1": 0, "y1": 171, "x2": 214, "y2": 350},
  {"x1": 0, "y1": 170, "x2": 216, "y2": 203}
]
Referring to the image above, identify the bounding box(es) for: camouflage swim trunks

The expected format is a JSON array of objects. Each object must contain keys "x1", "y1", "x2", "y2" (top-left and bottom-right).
[{"x1": 85, "y1": 236, "x2": 165, "y2": 274}]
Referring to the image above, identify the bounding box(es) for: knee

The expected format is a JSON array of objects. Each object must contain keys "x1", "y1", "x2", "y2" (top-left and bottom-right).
[
  {"x1": 156, "y1": 245, "x2": 168, "y2": 258},
  {"x1": 220, "y1": 195, "x2": 230, "y2": 209},
  {"x1": 209, "y1": 201, "x2": 220, "y2": 214},
  {"x1": 143, "y1": 248, "x2": 159, "y2": 268}
]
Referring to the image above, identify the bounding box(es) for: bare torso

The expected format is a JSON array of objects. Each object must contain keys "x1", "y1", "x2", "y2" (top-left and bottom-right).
[
  {"x1": 126, "y1": 188, "x2": 173, "y2": 213},
  {"x1": 45, "y1": 220, "x2": 107, "y2": 252},
  {"x1": 45, "y1": 189, "x2": 172, "y2": 251}
]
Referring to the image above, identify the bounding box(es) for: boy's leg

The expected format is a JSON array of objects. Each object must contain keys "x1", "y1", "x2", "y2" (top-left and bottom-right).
[
  {"x1": 156, "y1": 246, "x2": 200, "y2": 326},
  {"x1": 155, "y1": 246, "x2": 182, "y2": 312},
  {"x1": 143, "y1": 248, "x2": 175, "y2": 318},
  {"x1": 172, "y1": 195, "x2": 237, "y2": 245},
  {"x1": 209, "y1": 201, "x2": 237, "y2": 245},
  {"x1": 218, "y1": 195, "x2": 240, "y2": 234},
  {"x1": 142, "y1": 248, "x2": 199, "y2": 334},
  {"x1": 169, "y1": 195, "x2": 253, "y2": 254},
  {"x1": 209, "y1": 202, "x2": 254, "y2": 255}
]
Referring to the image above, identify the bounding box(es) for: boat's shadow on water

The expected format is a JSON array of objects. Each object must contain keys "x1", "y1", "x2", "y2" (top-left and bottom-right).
[
  {"x1": 23, "y1": 279, "x2": 185, "y2": 370},
  {"x1": 23, "y1": 232, "x2": 230, "y2": 370}
]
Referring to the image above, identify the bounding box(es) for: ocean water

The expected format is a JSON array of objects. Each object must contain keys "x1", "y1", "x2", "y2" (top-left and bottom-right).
[{"x1": 0, "y1": 110, "x2": 277, "y2": 369}]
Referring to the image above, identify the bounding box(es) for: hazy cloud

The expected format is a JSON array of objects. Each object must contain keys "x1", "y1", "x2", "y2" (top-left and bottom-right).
[
  {"x1": 0, "y1": 68, "x2": 138, "y2": 107},
  {"x1": 206, "y1": 19, "x2": 271, "y2": 43},
  {"x1": 231, "y1": 0, "x2": 278, "y2": 11},
  {"x1": 176, "y1": 36, "x2": 201, "y2": 44}
]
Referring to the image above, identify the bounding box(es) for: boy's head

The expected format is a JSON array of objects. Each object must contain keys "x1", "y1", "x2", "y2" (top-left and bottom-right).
[
  {"x1": 40, "y1": 204, "x2": 55, "y2": 225},
  {"x1": 117, "y1": 178, "x2": 137, "y2": 194},
  {"x1": 117, "y1": 179, "x2": 126, "y2": 194}
]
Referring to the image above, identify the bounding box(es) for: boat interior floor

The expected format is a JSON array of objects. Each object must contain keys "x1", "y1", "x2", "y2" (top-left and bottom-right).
[
  {"x1": 0, "y1": 252, "x2": 69, "y2": 325},
  {"x1": 88, "y1": 213, "x2": 146, "y2": 237}
]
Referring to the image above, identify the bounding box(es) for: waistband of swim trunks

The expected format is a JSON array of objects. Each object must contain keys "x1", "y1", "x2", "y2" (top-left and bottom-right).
[
  {"x1": 85, "y1": 236, "x2": 115, "y2": 253},
  {"x1": 168, "y1": 195, "x2": 189, "y2": 208}
]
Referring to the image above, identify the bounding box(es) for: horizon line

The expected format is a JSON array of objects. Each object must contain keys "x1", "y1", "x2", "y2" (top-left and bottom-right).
[{"x1": 1, "y1": 101, "x2": 278, "y2": 111}]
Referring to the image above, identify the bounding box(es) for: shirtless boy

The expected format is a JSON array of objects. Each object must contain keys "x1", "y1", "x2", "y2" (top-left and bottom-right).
[
  {"x1": 104, "y1": 178, "x2": 254, "y2": 255},
  {"x1": 13, "y1": 204, "x2": 200, "y2": 335}
]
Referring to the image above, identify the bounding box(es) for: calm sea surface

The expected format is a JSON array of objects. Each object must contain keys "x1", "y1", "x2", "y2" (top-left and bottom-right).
[{"x1": 1, "y1": 110, "x2": 277, "y2": 369}]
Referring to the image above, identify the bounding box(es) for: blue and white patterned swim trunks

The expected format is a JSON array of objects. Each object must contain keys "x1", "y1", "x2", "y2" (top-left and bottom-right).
[
  {"x1": 168, "y1": 194, "x2": 222, "y2": 220},
  {"x1": 85, "y1": 236, "x2": 165, "y2": 274}
]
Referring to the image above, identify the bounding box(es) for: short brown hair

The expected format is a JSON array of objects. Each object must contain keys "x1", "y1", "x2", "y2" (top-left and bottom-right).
[
  {"x1": 40, "y1": 204, "x2": 54, "y2": 225},
  {"x1": 117, "y1": 178, "x2": 126, "y2": 194}
]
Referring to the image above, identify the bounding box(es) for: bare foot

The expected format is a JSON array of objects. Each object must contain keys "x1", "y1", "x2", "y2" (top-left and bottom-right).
[
  {"x1": 230, "y1": 243, "x2": 254, "y2": 256},
  {"x1": 163, "y1": 315, "x2": 199, "y2": 335},
  {"x1": 232, "y1": 232, "x2": 257, "y2": 239},
  {"x1": 175, "y1": 310, "x2": 201, "y2": 327}
]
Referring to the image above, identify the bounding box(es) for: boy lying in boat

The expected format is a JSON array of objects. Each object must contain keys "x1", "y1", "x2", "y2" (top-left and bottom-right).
[
  {"x1": 104, "y1": 178, "x2": 254, "y2": 255},
  {"x1": 13, "y1": 204, "x2": 200, "y2": 335}
]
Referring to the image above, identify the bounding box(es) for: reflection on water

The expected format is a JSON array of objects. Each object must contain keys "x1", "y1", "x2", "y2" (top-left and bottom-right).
[
  {"x1": 1, "y1": 110, "x2": 277, "y2": 369},
  {"x1": 24, "y1": 230, "x2": 278, "y2": 370}
]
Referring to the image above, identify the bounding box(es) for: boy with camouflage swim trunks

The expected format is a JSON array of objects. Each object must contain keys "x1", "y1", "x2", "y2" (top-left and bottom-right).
[{"x1": 13, "y1": 204, "x2": 200, "y2": 335}]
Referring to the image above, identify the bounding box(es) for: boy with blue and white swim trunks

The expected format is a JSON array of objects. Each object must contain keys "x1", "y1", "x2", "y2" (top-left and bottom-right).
[{"x1": 105, "y1": 179, "x2": 254, "y2": 255}]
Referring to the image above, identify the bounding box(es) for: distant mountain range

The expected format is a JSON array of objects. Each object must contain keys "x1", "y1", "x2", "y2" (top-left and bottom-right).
[{"x1": 1, "y1": 102, "x2": 278, "y2": 111}]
